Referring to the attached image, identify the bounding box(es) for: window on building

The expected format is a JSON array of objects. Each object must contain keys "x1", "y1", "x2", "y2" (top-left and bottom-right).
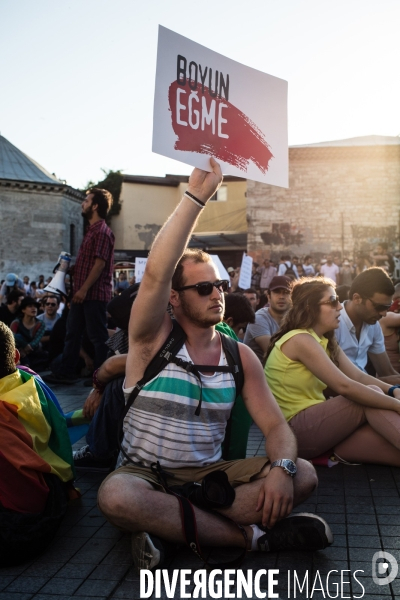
[
  {"x1": 70, "y1": 224, "x2": 76, "y2": 256},
  {"x1": 209, "y1": 185, "x2": 228, "y2": 202}
]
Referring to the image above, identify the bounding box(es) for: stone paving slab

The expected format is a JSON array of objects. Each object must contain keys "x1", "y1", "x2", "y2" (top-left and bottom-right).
[{"x1": 2, "y1": 380, "x2": 400, "y2": 599}]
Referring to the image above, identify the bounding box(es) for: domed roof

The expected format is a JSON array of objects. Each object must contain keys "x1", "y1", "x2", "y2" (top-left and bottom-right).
[{"x1": 0, "y1": 135, "x2": 62, "y2": 184}]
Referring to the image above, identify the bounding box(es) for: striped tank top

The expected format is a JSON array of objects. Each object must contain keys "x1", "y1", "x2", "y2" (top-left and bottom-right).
[{"x1": 120, "y1": 341, "x2": 236, "y2": 468}]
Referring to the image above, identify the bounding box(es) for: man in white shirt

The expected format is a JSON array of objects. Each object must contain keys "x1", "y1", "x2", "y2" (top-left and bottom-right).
[
  {"x1": 302, "y1": 256, "x2": 315, "y2": 277},
  {"x1": 320, "y1": 255, "x2": 340, "y2": 283},
  {"x1": 278, "y1": 255, "x2": 299, "y2": 279},
  {"x1": 23, "y1": 276, "x2": 31, "y2": 295},
  {"x1": 335, "y1": 267, "x2": 400, "y2": 383}
]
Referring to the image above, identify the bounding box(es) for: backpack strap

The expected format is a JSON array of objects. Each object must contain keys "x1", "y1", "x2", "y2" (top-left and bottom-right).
[
  {"x1": 219, "y1": 334, "x2": 245, "y2": 460},
  {"x1": 151, "y1": 461, "x2": 248, "y2": 570},
  {"x1": 118, "y1": 319, "x2": 186, "y2": 464},
  {"x1": 220, "y1": 333, "x2": 244, "y2": 398},
  {"x1": 119, "y1": 326, "x2": 244, "y2": 459},
  {"x1": 125, "y1": 318, "x2": 186, "y2": 411},
  {"x1": 167, "y1": 353, "x2": 240, "y2": 416}
]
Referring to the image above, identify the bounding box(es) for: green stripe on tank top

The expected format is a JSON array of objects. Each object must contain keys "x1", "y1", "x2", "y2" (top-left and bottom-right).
[{"x1": 143, "y1": 376, "x2": 235, "y2": 404}]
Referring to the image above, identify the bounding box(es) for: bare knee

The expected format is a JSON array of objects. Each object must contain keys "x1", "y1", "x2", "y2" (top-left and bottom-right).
[
  {"x1": 294, "y1": 458, "x2": 318, "y2": 502},
  {"x1": 98, "y1": 474, "x2": 150, "y2": 522},
  {"x1": 98, "y1": 475, "x2": 130, "y2": 518}
]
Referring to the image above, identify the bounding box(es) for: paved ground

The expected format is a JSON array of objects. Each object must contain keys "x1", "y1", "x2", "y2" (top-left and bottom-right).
[{"x1": 2, "y1": 380, "x2": 400, "y2": 599}]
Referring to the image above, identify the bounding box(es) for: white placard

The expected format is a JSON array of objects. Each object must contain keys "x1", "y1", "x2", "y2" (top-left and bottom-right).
[
  {"x1": 135, "y1": 257, "x2": 148, "y2": 283},
  {"x1": 153, "y1": 26, "x2": 288, "y2": 187},
  {"x1": 238, "y1": 254, "x2": 253, "y2": 290},
  {"x1": 209, "y1": 254, "x2": 230, "y2": 281}
]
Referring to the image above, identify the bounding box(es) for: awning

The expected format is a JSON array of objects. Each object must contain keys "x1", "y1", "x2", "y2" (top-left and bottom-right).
[{"x1": 189, "y1": 232, "x2": 247, "y2": 250}]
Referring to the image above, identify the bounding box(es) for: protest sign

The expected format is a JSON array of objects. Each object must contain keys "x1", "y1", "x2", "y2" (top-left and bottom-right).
[
  {"x1": 135, "y1": 257, "x2": 148, "y2": 283},
  {"x1": 209, "y1": 254, "x2": 230, "y2": 281},
  {"x1": 238, "y1": 254, "x2": 253, "y2": 289},
  {"x1": 153, "y1": 26, "x2": 288, "y2": 187}
]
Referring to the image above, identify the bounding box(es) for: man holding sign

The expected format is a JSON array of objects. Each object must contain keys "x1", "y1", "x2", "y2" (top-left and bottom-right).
[{"x1": 98, "y1": 159, "x2": 332, "y2": 570}]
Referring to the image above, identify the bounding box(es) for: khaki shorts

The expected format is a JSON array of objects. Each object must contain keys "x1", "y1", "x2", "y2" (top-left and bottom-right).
[{"x1": 100, "y1": 456, "x2": 270, "y2": 493}]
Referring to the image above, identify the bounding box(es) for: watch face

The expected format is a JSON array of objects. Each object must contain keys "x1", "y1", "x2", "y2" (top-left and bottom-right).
[{"x1": 283, "y1": 460, "x2": 297, "y2": 475}]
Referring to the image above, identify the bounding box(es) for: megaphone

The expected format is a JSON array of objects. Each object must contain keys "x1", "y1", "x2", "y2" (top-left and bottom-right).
[{"x1": 44, "y1": 251, "x2": 71, "y2": 297}]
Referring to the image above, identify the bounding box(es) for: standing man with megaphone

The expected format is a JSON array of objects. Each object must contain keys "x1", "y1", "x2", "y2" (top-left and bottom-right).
[{"x1": 46, "y1": 189, "x2": 115, "y2": 384}]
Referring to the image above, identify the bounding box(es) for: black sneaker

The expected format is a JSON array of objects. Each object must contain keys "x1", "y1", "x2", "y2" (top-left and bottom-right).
[
  {"x1": 43, "y1": 373, "x2": 80, "y2": 385},
  {"x1": 131, "y1": 532, "x2": 175, "y2": 572},
  {"x1": 73, "y1": 445, "x2": 115, "y2": 472},
  {"x1": 257, "y1": 513, "x2": 333, "y2": 552}
]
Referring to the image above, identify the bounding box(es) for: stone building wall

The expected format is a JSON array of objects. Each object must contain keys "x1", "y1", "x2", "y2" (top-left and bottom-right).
[
  {"x1": 0, "y1": 182, "x2": 84, "y2": 279},
  {"x1": 247, "y1": 144, "x2": 400, "y2": 263}
]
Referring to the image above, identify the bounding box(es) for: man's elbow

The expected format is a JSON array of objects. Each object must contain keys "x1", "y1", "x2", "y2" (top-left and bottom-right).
[
  {"x1": 104, "y1": 356, "x2": 127, "y2": 378},
  {"x1": 95, "y1": 258, "x2": 106, "y2": 271}
]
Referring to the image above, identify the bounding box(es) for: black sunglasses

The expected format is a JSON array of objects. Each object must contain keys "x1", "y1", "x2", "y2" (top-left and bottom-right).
[
  {"x1": 46, "y1": 302, "x2": 57, "y2": 307},
  {"x1": 366, "y1": 298, "x2": 392, "y2": 313},
  {"x1": 319, "y1": 295, "x2": 341, "y2": 308},
  {"x1": 174, "y1": 280, "x2": 230, "y2": 296}
]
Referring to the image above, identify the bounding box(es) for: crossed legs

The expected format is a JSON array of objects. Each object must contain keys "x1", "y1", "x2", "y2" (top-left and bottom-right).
[
  {"x1": 98, "y1": 458, "x2": 317, "y2": 549},
  {"x1": 289, "y1": 386, "x2": 400, "y2": 466}
]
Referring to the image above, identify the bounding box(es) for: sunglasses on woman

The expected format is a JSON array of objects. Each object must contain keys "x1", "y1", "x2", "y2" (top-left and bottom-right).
[
  {"x1": 319, "y1": 295, "x2": 341, "y2": 308},
  {"x1": 174, "y1": 280, "x2": 230, "y2": 296}
]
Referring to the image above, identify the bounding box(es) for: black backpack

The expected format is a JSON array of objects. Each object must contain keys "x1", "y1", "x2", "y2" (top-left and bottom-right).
[
  {"x1": 119, "y1": 319, "x2": 244, "y2": 462},
  {"x1": 284, "y1": 262, "x2": 296, "y2": 278},
  {"x1": 118, "y1": 319, "x2": 248, "y2": 569}
]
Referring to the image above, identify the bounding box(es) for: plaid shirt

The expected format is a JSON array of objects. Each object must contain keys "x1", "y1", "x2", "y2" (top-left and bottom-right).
[{"x1": 73, "y1": 220, "x2": 115, "y2": 302}]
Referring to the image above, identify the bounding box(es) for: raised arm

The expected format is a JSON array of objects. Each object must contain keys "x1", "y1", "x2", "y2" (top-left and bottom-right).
[
  {"x1": 128, "y1": 159, "x2": 222, "y2": 344},
  {"x1": 125, "y1": 160, "x2": 222, "y2": 388}
]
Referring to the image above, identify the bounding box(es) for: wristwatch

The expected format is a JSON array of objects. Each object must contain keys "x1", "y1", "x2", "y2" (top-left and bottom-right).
[
  {"x1": 387, "y1": 385, "x2": 400, "y2": 397},
  {"x1": 270, "y1": 459, "x2": 297, "y2": 477}
]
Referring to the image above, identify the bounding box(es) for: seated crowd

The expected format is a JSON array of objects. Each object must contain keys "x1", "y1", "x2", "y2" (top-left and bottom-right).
[{"x1": 2, "y1": 160, "x2": 400, "y2": 573}]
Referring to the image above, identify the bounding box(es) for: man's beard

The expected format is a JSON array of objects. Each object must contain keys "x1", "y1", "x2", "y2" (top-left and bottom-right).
[
  {"x1": 82, "y1": 207, "x2": 94, "y2": 220},
  {"x1": 179, "y1": 293, "x2": 223, "y2": 329},
  {"x1": 271, "y1": 303, "x2": 289, "y2": 314}
]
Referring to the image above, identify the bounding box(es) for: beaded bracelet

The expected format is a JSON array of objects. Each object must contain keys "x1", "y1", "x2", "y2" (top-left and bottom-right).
[{"x1": 92, "y1": 368, "x2": 107, "y2": 393}]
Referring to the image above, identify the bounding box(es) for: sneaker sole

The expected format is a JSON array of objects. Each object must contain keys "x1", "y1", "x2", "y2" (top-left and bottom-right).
[
  {"x1": 289, "y1": 512, "x2": 334, "y2": 546},
  {"x1": 131, "y1": 532, "x2": 161, "y2": 572}
]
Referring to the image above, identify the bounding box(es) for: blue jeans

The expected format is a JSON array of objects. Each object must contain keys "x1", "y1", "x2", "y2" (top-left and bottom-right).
[
  {"x1": 56, "y1": 300, "x2": 108, "y2": 378},
  {"x1": 86, "y1": 376, "x2": 125, "y2": 459}
]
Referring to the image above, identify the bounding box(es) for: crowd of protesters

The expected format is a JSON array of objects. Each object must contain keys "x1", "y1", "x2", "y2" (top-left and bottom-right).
[{"x1": 2, "y1": 163, "x2": 400, "y2": 571}]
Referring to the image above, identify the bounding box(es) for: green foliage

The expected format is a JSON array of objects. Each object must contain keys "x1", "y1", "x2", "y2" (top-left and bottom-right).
[{"x1": 84, "y1": 169, "x2": 123, "y2": 223}]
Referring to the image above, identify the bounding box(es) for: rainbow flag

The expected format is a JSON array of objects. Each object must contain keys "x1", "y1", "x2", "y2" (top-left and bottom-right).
[{"x1": 0, "y1": 368, "x2": 75, "y2": 514}]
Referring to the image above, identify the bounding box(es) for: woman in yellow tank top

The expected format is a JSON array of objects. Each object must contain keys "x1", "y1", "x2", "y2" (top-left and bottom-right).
[{"x1": 265, "y1": 277, "x2": 400, "y2": 466}]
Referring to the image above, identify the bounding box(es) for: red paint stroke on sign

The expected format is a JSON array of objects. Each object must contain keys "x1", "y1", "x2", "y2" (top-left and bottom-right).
[{"x1": 168, "y1": 80, "x2": 273, "y2": 174}]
